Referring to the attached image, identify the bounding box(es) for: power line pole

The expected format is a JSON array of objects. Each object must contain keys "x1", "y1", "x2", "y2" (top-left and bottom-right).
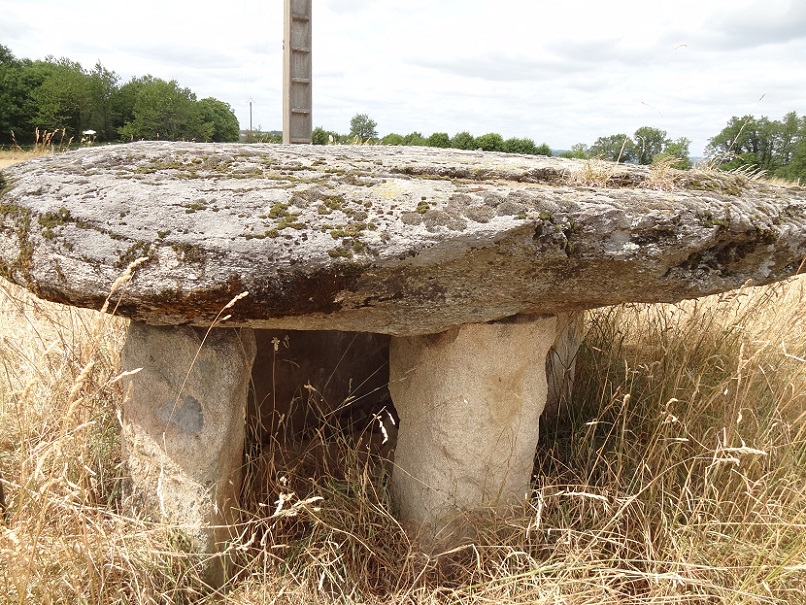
[
  {"x1": 283, "y1": 0, "x2": 312, "y2": 144},
  {"x1": 248, "y1": 99, "x2": 254, "y2": 142}
]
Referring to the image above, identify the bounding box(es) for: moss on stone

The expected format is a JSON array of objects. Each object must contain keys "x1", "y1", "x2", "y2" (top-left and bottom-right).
[
  {"x1": 699, "y1": 210, "x2": 731, "y2": 229},
  {"x1": 269, "y1": 202, "x2": 291, "y2": 218},
  {"x1": 37, "y1": 207, "x2": 72, "y2": 239},
  {"x1": 171, "y1": 242, "x2": 205, "y2": 262},
  {"x1": 328, "y1": 246, "x2": 353, "y2": 258},
  {"x1": 329, "y1": 222, "x2": 369, "y2": 239},
  {"x1": 415, "y1": 200, "x2": 432, "y2": 214},
  {"x1": 0, "y1": 203, "x2": 33, "y2": 283},
  {"x1": 116, "y1": 241, "x2": 153, "y2": 269}
]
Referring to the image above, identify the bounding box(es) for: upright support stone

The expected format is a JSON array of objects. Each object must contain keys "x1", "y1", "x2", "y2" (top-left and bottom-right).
[
  {"x1": 389, "y1": 315, "x2": 558, "y2": 546},
  {"x1": 120, "y1": 322, "x2": 256, "y2": 585},
  {"x1": 544, "y1": 311, "x2": 586, "y2": 420}
]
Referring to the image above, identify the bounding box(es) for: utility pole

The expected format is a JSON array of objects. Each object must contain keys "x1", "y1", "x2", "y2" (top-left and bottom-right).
[
  {"x1": 248, "y1": 99, "x2": 253, "y2": 142},
  {"x1": 283, "y1": 0, "x2": 312, "y2": 144}
]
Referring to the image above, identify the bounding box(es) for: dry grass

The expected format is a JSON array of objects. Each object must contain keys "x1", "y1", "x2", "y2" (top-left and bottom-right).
[
  {"x1": 1, "y1": 270, "x2": 805, "y2": 603},
  {"x1": 0, "y1": 129, "x2": 72, "y2": 169}
]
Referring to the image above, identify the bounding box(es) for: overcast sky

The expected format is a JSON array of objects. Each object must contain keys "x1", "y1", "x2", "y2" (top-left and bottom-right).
[{"x1": 2, "y1": 0, "x2": 805, "y2": 155}]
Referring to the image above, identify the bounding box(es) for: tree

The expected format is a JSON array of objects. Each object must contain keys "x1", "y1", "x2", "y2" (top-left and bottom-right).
[
  {"x1": 349, "y1": 113, "x2": 377, "y2": 140},
  {"x1": 85, "y1": 61, "x2": 121, "y2": 141},
  {"x1": 475, "y1": 132, "x2": 504, "y2": 152},
  {"x1": 706, "y1": 112, "x2": 806, "y2": 176},
  {"x1": 633, "y1": 126, "x2": 670, "y2": 165},
  {"x1": 503, "y1": 137, "x2": 538, "y2": 155},
  {"x1": 0, "y1": 47, "x2": 46, "y2": 144},
  {"x1": 653, "y1": 137, "x2": 692, "y2": 169},
  {"x1": 31, "y1": 57, "x2": 92, "y2": 139},
  {"x1": 426, "y1": 132, "x2": 451, "y2": 148},
  {"x1": 777, "y1": 137, "x2": 806, "y2": 181},
  {"x1": 450, "y1": 131, "x2": 476, "y2": 150},
  {"x1": 403, "y1": 131, "x2": 426, "y2": 146},
  {"x1": 381, "y1": 133, "x2": 405, "y2": 145},
  {"x1": 117, "y1": 76, "x2": 199, "y2": 141},
  {"x1": 773, "y1": 111, "x2": 804, "y2": 167},
  {"x1": 312, "y1": 126, "x2": 329, "y2": 145},
  {"x1": 559, "y1": 143, "x2": 589, "y2": 159},
  {"x1": 705, "y1": 115, "x2": 774, "y2": 170},
  {"x1": 534, "y1": 142, "x2": 552, "y2": 156},
  {"x1": 195, "y1": 98, "x2": 240, "y2": 142},
  {"x1": 590, "y1": 134, "x2": 635, "y2": 163}
]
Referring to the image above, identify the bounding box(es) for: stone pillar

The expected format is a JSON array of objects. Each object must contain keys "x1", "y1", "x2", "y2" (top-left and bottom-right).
[
  {"x1": 544, "y1": 311, "x2": 586, "y2": 420},
  {"x1": 120, "y1": 322, "x2": 256, "y2": 585},
  {"x1": 388, "y1": 314, "x2": 558, "y2": 547}
]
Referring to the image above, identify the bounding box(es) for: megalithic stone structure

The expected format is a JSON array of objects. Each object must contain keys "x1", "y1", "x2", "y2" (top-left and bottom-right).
[
  {"x1": 283, "y1": 0, "x2": 312, "y2": 144},
  {"x1": 2, "y1": 142, "x2": 805, "y2": 584}
]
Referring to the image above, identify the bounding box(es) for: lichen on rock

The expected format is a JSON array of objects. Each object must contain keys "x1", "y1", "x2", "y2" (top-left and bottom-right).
[{"x1": 0, "y1": 141, "x2": 803, "y2": 335}]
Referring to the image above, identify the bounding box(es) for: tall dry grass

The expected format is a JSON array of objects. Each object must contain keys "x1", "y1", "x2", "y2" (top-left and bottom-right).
[
  {"x1": 1, "y1": 270, "x2": 805, "y2": 603},
  {"x1": 0, "y1": 129, "x2": 73, "y2": 169}
]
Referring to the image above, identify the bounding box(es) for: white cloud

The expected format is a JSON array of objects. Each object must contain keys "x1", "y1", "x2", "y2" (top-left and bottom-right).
[{"x1": 2, "y1": 0, "x2": 804, "y2": 154}]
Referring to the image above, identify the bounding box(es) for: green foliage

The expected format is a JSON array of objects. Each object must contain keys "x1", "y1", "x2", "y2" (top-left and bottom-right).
[
  {"x1": 0, "y1": 45, "x2": 239, "y2": 145},
  {"x1": 195, "y1": 98, "x2": 240, "y2": 142},
  {"x1": 426, "y1": 132, "x2": 451, "y2": 148},
  {"x1": 30, "y1": 58, "x2": 93, "y2": 141},
  {"x1": 475, "y1": 132, "x2": 504, "y2": 152},
  {"x1": 312, "y1": 126, "x2": 328, "y2": 145},
  {"x1": 348, "y1": 113, "x2": 378, "y2": 140},
  {"x1": 633, "y1": 126, "x2": 670, "y2": 165},
  {"x1": 117, "y1": 76, "x2": 198, "y2": 140},
  {"x1": 776, "y1": 138, "x2": 806, "y2": 181},
  {"x1": 380, "y1": 133, "x2": 405, "y2": 146},
  {"x1": 503, "y1": 137, "x2": 537, "y2": 154},
  {"x1": 534, "y1": 142, "x2": 552, "y2": 156},
  {"x1": 588, "y1": 129, "x2": 690, "y2": 167},
  {"x1": 403, "y1": 131, "x2": 426, "y2": 146},
  {"x1": 559, "y1": 143, "x2": 590, "y2": 159},
  {"x1": 0, "y1": 47, "x2": 46, "y2": 144},
  {"x1": 652, "y1": 137, "x2": 692, "y2": 169},
  {"x1": 590, "y1": 133, "x2": 636, "y2": 163},
  {"x1": 706, "y1": 112, "x2": 806, "y2": 178},
  {"x1": 85, "y1": 61, "x2": 121, "y2": 141},
  {"x1": 450, "y1": 131, "x2": 476, "y2": 150}
]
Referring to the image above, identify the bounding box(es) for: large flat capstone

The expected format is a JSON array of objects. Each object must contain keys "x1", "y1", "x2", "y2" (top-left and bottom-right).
[{"x1": 1, "y1": 142, "x2": 804, "y2": 335}]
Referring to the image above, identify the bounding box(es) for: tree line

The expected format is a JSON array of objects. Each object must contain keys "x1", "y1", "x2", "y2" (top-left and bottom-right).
[
  {"x1": 318, "y1": 116, "x2": 693, "y2": 168},
  {"x1": 314, "y1": 114, "x2": 554, "y2": 156},
  {"x1": 3, "y1": 44, "x2": 804, "y2": 180},
  {"x1": 704, "y1": 113, "x2": 806, "y2": 180},
  {"x1": 0, "y1": 45, "x2": 240, "y2": 145},
  {"x1": 320, "y1": 113, "x2": 806, "y2": 180}
]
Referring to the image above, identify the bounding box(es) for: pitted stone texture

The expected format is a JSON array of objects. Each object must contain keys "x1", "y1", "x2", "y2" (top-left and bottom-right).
[
  {"x1": 120, "y1": 323, "x2": 256, "y2": 585},
  {"x1": 545, "y1": 312, "x2": 586, "y2": 419},
  {"x1": 1, "y1": 142, "x2": 804, "y2": 335},
  {"x1": 389, "y1": 315, "x2": 558, "y2": 544}
]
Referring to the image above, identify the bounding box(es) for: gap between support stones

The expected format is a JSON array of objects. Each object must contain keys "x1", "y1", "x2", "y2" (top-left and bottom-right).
[
  {"x1": 120, "y1": 322, "x2": 256, "y2": 587},
  {"x1": 388, "y1": 314, "x2": 559, "y2": 549}
]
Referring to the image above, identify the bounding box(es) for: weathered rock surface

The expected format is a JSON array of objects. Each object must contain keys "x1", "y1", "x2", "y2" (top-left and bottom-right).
[
  {"x1": 120, "y1": 323, "x2": 256, "y2": 584},
  {"x1": 389, "y1": 314, "x2": 558, "y2": 543},
  {"x1": 1, "y1": 142, "x2": 804, "y2": 335}
]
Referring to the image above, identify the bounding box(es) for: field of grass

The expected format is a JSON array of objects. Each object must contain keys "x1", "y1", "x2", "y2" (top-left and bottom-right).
[
  {"x1": 1, "y1": 144, "x2": 805, "y2": 603},
  {"x1": 1, "y1": 271, "x2": 805, "y2": 603}
]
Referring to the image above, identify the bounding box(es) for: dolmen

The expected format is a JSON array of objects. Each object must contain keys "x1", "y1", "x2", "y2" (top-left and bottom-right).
[{"x1": 1, "y1": 142, "x2": 804, "y2": 583}]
